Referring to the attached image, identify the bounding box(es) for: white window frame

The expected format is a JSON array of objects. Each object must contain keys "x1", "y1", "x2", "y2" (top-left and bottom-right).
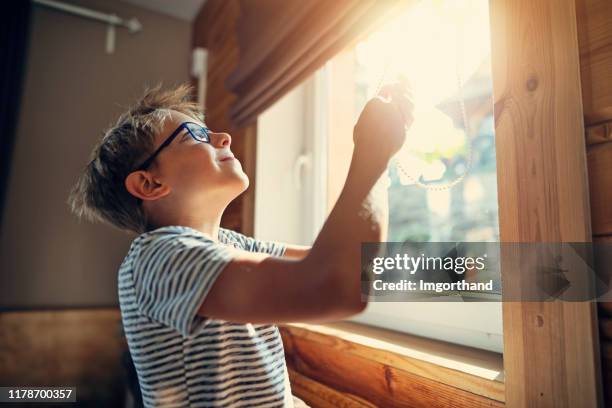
[{"x1": 255, "y1": 70, "x2": 328, "y2": 246}]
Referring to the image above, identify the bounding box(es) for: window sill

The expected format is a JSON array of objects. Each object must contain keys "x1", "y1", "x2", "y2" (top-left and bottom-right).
[{"x1": 279, "y1": 321, "x2": 505, "y2": 404}]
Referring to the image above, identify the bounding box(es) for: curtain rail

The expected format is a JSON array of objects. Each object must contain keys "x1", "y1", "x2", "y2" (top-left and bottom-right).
[
  {"x1": 32, "y1": 0, "x2": 142, "y2": 53},
  {"x1": 33, "y1": 0, "x2": 142, "y2": 32}
]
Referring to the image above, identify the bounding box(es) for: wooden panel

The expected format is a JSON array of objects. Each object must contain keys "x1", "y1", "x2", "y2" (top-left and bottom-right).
[
  {"x1": 586, "y1": 121, "x2": 612, "y2": 147},
  {"x1": 597, "y1": 234, "x2": 612, "y2": 336},
  {"x1": 488, "y1": 0, "x2": 603, "y2": 406},
  {"x1": 281, "y1": 323, "x2": 504, "y2": 402},
  {"x1": 600, "y1": 302, "x2": 612, "y2": 318},
  {"x1": 0, "y1": 309, "x2": 127, "y2": 405},
  {"x1": 193, "y1": 0, "x2": 256, "y2": 235},
  {"x1": 601, "y1": 341, "x2": 612, "y2": 408},
  {"x1": 588, "y1": 132, "x2": 612, "y2": 236},
  {"x1": 281, "y1": 325, "x2": 503, "y2": 408},
  {"x1": 576, "y1": 0, "x2": 612, "y2": 125},
  {"x1": 594, "y1": 235, "x2": 612, "y2": 407},
  {"x1": 595, "y1": 234, "x2": 612, "y2": 319},
  {"x1": 601, "y1": 318, "x2": 612, "y2": 341},
  {"x1": 288, "y1": 368, "x2": 376, "y2": 408}
]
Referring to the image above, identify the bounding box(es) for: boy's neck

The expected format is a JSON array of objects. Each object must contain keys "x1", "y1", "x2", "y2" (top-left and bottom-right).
[
  {"x1": 146, "y1": 198, "x2": 230, "y2": 241},
  {"x1": 175, "y1": 215, "x2": 223, "y2": 241},
  {"x1": 151, "y1": 210, "x2": 224, "y2": 242}
]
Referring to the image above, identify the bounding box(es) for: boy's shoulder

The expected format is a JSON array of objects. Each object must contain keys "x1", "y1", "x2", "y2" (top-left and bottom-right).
[
  {"x1": 125, "y1": 225, "x2": 284, "y2": 259},
  {"x1": 131, "y1": 225, "x2": 246, "y2": 250},
  {"x1": 119, "y1": 225, "x2": 244, "y2": 276}
]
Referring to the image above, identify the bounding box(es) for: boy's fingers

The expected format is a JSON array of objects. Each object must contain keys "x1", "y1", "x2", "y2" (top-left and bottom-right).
[
  {"x1": 370, "y1": 83, "x2": 415, "y2": 128},
  {"x1": 378, "y1": 85, "x2": 414, "y2": 118},
  {"x1": 378, "y1": 81, "x2": 413, "y2": 97},
  {"x1": 377, "y1": 84, "x2": 397, "y2": 100}
]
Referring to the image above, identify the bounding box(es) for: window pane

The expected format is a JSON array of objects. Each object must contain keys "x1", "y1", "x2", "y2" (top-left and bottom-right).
[
  {"x1": 332, "y1": 0, "x2": 503, "y2": 352},
  {"x1": 353, "y1": 0, "x2": 498, "y2": 243}
]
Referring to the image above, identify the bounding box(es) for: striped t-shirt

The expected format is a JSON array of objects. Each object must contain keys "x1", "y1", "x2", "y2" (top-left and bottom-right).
[{"x1": 118, "y1": 225, "x2": 302, "y2": 407}]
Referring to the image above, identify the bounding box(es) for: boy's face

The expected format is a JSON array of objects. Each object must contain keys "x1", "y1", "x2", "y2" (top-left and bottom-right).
[{"x1": 136, "y1": 110, "x2": 249, "y2": 208}]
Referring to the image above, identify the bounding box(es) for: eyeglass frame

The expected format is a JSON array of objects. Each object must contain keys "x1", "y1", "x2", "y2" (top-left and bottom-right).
[{"x1": 134, "y1": 121, "x2": 211, "y2": 171}]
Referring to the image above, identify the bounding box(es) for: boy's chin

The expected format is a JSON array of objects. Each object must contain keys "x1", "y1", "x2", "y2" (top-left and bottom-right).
[{"x1": 228, "y1": 172, "x2": 250, "y2": 193}]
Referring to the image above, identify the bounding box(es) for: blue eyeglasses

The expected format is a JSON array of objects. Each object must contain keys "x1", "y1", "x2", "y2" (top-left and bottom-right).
[{"x1": 135, "y1": 122, "x2": 211, "y2": 171}]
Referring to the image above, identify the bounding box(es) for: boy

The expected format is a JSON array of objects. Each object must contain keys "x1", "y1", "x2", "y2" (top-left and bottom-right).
[{"x1": 68, "y1": 83, "x2": 412, "y2": 407}]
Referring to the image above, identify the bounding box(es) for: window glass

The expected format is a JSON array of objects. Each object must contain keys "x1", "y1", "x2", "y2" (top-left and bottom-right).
[
  {"x1": 334, "y1": 0, "x2": 503, "y2": 352},
  {"x1": 352, "y1": 0, "x2": 498, "y2": 243}
]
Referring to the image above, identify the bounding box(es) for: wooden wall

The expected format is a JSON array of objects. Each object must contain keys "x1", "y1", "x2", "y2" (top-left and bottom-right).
[
  {"x1": 577, "y1": 0, "x2": 612, "y2": 406},
  {"x1": 192, "y1": 0, "x2": 257, "y2": 235},
  {"x1": 280, "y1": 324, "x2": 505, "y2": 408}
]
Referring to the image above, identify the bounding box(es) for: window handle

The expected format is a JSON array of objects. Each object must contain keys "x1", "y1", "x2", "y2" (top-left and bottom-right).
[{"x1": 293, "y1": 154, "x2": 312, "y2": 191}]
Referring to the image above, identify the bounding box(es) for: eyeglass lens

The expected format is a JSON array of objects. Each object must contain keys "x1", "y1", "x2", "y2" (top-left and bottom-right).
[{"x1": 186, "y1": 123, "x2": 210, "y2": 142}]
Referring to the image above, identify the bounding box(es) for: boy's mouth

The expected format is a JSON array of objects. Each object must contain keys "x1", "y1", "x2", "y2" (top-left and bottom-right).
[{"x1": 219, "y1": 155, "x2": 235, "y2": 162}]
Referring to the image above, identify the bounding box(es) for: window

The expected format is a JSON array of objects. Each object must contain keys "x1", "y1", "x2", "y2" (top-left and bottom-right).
[
  {"x1": 257, "y1": 0, "x2": 503, "y2": 353},
  {"x1": 255, "y1": 70, "x2": 328, "y2": 246}
]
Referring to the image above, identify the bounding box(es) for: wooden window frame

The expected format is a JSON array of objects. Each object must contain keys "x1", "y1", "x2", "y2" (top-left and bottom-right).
[{"x1": 489, "y1": 0, "x2": 602, "y2": 406}]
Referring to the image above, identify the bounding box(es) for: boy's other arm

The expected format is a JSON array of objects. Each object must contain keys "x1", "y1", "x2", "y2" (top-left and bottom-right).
[{"x1": 198, "y1": 87, "x2": 412, "y2": 324}]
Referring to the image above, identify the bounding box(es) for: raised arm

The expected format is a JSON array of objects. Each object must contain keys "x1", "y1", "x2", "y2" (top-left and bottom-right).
[{"x1": 199, "y1": 85, "x2": 413, "y2": 324}]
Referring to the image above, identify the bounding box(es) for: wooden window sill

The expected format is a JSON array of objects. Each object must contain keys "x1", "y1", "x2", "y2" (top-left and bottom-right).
[{"x1": 279, "y1": 321, "x2": 505, "y2": 404}]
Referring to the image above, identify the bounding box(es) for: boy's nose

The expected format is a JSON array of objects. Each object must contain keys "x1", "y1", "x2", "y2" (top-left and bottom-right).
[{"x1": 210, "y1": 131, "x2": 231, "y2": 148}]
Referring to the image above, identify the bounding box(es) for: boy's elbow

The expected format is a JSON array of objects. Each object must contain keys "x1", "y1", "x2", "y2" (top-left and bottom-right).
[
  {"x1": 300, "y1": 252, "x2": 367, "y2": 320},
  {"x1": 327, "y1": 295, "x2": 367, "y2": 320},
  {"x1": 324, "y1": 265, "x2": 368, "y2": 318},
  {"x1": 343, "y1": 298, "x2": 368, "y2": 317}
]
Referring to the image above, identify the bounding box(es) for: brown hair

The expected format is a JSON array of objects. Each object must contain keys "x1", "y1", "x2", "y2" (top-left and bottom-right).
[{"x1": 67, "y1": 83, "x2": 204, "y2": 234}]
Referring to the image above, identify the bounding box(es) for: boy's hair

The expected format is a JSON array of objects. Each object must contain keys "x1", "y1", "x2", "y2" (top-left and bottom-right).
[{"x1": 67, "y1": 83, "x2": 204, "y2": 234}]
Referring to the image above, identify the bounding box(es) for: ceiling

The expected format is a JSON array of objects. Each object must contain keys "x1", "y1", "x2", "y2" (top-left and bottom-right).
[{"x1": 121, "y1": 0, "x2": 207, "y2": 21}]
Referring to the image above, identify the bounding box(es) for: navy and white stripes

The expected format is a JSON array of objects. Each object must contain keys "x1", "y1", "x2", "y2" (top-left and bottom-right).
[{"x1": 118, "y1": 225, "x2": 294, "y2": 407}]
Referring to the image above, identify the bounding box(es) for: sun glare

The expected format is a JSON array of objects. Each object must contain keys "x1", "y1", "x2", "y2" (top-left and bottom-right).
[{"x1": 355, "y1": 0, "x2": 493, "y2": 185}]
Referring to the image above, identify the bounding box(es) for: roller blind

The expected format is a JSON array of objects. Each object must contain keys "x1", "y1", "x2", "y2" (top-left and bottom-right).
[{"x1": 226, "y1": 0, "x2": 409, "y2": 127}]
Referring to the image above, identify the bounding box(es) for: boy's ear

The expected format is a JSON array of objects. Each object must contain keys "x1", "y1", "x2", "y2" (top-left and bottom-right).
[{"x1": 125, "y1": 171, "x2": 171, "y2": 201}]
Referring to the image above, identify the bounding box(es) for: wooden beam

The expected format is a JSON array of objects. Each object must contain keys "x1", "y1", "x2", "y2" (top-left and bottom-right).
[{"x1": 488, "y1": 0, "x2": 603, "y2": 406}]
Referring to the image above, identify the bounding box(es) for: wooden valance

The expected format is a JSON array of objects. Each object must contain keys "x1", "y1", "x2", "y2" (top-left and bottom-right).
[{"x1": 226, "y1": 0, "x2": 411, "y2": 127}]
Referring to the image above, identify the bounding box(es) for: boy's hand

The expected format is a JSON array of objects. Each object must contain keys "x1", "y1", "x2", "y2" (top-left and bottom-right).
[{"x1": 353, "y1": 82, "x2": 414, "y2": 168}]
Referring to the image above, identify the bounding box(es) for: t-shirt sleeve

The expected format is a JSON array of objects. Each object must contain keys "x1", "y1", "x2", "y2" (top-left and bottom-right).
[
  {"x1": 222, "y1": 228, "x2": 286, "y2": 256},
  {"x1": 132, "y1": 232, "x2": 235, "y2": 338}
]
